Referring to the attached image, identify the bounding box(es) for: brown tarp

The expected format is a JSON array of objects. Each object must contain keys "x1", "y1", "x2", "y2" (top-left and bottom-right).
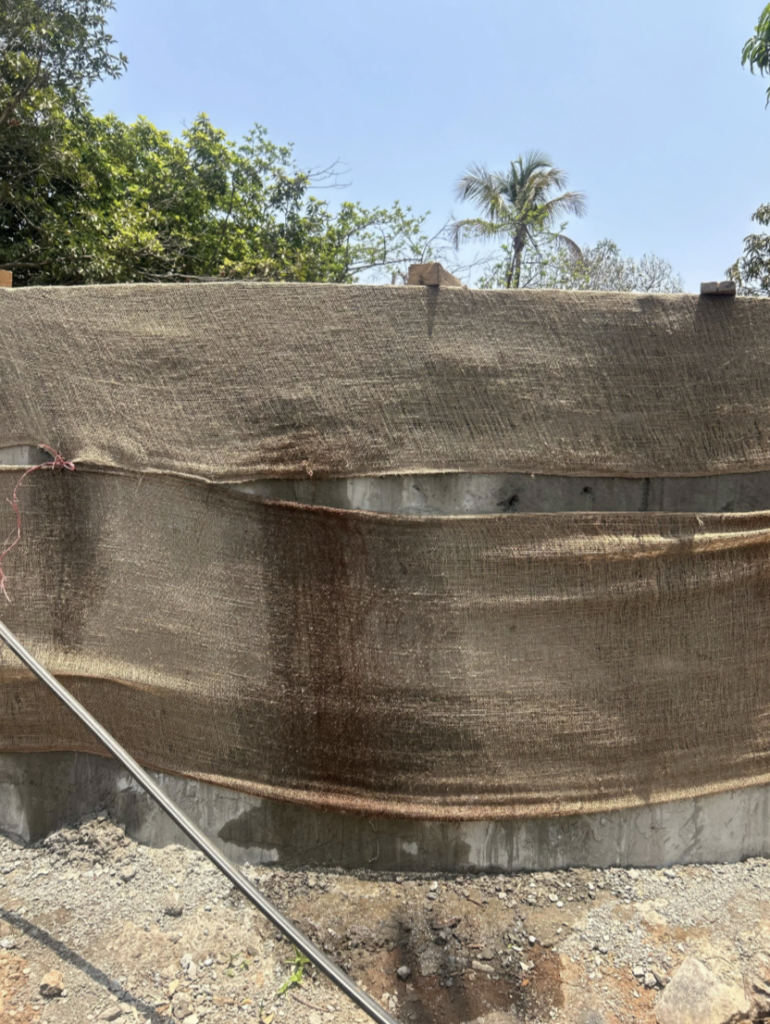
[
  {"x1": 2, "y1": 283, "x2": 770, "y2": 480},
  {"x1": 1, "y1": 468, "x2": 770, "y2": 820},
  {"x1": 3, "y1": 283, "x2": 770, "y2": 819}
]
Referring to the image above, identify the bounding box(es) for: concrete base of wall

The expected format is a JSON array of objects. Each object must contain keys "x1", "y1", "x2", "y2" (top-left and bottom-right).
[{"x1": 1, "y1": 751, "x2": 768, "y2": 871}]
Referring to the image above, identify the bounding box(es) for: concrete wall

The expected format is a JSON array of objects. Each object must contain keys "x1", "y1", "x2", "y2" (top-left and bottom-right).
[
  {"x1": 2, "y1": 446, "x2": 770, "y2": 869},
  {"x1": 238, "y1": 470, "x2": 770, "y2": 514},
  {"x1": 1, "y1": 751, "x2": 769, "y2": 871},
  {"x1": 6, "y1": 448, "x2": 770, "y2": 514}
]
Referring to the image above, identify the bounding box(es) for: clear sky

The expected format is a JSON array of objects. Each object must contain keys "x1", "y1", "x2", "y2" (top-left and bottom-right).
[{"x1": 89, "y1": 0, "x2": 770, "y2": 293}]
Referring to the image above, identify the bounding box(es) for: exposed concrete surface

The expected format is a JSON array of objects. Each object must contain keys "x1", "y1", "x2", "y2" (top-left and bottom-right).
[
  {"x1": 238, "y1": 470, "x2": 770, "y2": 514},
  {"x1": 6, "y1": 445, "x2": 770, "y2": 514},
  {"x1": 0, "y1": 446, "x2": 48, "y2": 468},
  {"x1": 1, "y1": 753, "x2": 769, "y2": 872}
]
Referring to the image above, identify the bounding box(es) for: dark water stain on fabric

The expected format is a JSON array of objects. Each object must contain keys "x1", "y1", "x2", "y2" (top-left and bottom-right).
[
  {"x1": 264, "y1": 505, "x2": 379, "y2": 791},
  {"x1": 39, "y1": 472, "x2": 108, "y2": 652},
  {"x1": 0, "y1": 470, "x2": 108, "y2": 653},
  {"x1": 254, "y1": 502, "x2": 454, "y2": 808}
]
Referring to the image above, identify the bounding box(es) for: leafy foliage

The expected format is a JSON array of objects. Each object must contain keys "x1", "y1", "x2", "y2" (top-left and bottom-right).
[
  {"x1": 743, "y1": 3, "x2": 770, "y2": 104},
  {"x1": 0, "y1": 2, "x2": 439, "y2": 285},
  {"x1": 452, "y1": 151, "x2": 586, "y2": 288},
  {"x1": 726, "y1": 203, "x2": 770, "y2": 294},
  {"x1": 3, "y1": 106, "x2": 440, "y2": 285},
  {"x1": 540, "y1": 237, "x2": 683, "y2": 292},
  {"x1": 0, "y1": 1, "x2": 127, "y2": 284},
  {"x1": 8, "y1": 110, "x2": 436, "y2": 284},
  {"x1": 1, "y1": 0, "x2": 126, "y2": 111},
  {"x1": 276, "y1": 947, "x2": 311, "y2": 995},
  {"x1": 727, "y1": 8, "x2": 770, "y2": 292},
  {"x1": 476, "y1": 233, "x2": 682, "y2": 293}
]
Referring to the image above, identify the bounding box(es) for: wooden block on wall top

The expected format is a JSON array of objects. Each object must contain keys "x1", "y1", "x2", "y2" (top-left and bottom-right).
[
  {"x1": 0, "y1": 270, "x2": 12, "y2": 288},
  {"x1": 407, "y1": 262, "x2": 465, "y2": 287},
  {"x1": 700, "y1": 280, "x2": 736, "y2": 296}
]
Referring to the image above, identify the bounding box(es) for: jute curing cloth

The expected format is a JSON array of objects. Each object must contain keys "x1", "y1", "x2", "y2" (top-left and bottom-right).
[
  {"x1": 2, "y1": 283, "x2": 770, "y2": 479},
  {"x1": 1, "y1": 469, "x2": 770, "y2": 819}
]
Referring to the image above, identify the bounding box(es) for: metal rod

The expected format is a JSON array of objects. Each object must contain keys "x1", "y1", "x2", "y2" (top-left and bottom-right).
[{"x1": 0, "y1": 618, "x2": 400, "y2": 1024}]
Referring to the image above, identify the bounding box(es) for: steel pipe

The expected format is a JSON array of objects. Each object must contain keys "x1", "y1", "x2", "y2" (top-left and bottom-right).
[{"x1": 0, "y1": 618, "x2": 400, "y2": 1024}]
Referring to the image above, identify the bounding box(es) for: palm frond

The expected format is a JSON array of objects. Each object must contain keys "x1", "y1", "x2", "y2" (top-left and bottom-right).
[
  {"x1": 539, "y1": 190, "x2": 588, "y2": 222},
  {"x1": 549, "y1": 232, "x2": 583, "y2": 259},
  {"x1": 450, "y1": 217, "x2": 508, "y2": 248},
  {"x1": 455, "y1": 166, "x2": 510, "y2": 222},
  {"x1": 518, "y1": 150, "x2": 555, "y2": 175}
]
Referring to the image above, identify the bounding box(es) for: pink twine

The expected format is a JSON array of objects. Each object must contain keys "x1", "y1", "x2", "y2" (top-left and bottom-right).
[{"x1": 0, "y1": 445, "x2": 75, "y2": 602}]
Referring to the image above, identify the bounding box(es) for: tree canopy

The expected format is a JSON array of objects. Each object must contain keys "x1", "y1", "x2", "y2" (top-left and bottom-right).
[
  {"x1": 452, "y1": 152, "x2": 587, "y2": 288},
  {"x1": 743, "y1": 3, "x2": 770, "y2": 104},
  {"x1": 1, "y1": 0, "x2": 126, "y2": 111},
  {"x1": 0, "y1": 1, "x2": 127, "y2": 283},
  {"x1": 0, "y1": 1, "x2": 440, "y2": 285},
  {"x1": 476, "y1": 234, "x2": 683, "y2": 293},
  {"x1": 1, "y1": 2, "x2": 684, "y2": 292},
  {"x1": 3, "y1": 109, "x2": 439, "y2": 285},
  {"x1": 557, "y1": 240, "x2": 683, "y2": 293},
  {"x1": 727, "y1": 205, "x2": 770, "y2": 294},
  {"x1": 726, "y1": 4, "x2": 770, "y2": 293}
]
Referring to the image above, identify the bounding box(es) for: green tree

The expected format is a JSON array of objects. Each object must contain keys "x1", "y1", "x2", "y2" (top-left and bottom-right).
[
  {"x1": 727, "y1": 205, "x2": 770, "y2": 294},
  {"x1": 542, "y1": 237, "x2": 683, "y2": 292},
  {"x1": 743, "y1": 3, "x2": 770, "y2": 104},
  {"x1": 1, "y1": 0, "x2": 126, "y2": 114},
  {"x1": 0, "y1": 1, "x2": 127, "y2": 282},
  {"x1": 451, "y1": 151, "x2": 587, "y2": 288},
  {"x1": 726, "y1": 6, "x2": 770, "y2": 292},
  {"x1": 477, "y1": 234, "x2": 683, "y2": 293},
  {"x1": 1, "y1": 2, "x2": 437, "y2": 285},
  {"x1": 2, "y1": 107, "x2": 439, "y2": 285}
]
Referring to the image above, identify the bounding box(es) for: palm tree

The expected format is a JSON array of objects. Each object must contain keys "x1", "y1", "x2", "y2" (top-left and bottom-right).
[{"x1": 452, "y1": 151, "x2": 587, "y2": 288}]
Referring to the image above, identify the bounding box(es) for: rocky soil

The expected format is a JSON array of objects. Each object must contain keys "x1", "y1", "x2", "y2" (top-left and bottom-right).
[{"x1": 0, "y1": 814, "x2": 769, "y2": 1024}]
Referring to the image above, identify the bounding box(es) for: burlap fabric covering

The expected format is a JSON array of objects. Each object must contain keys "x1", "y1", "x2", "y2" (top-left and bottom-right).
[
  {"x1": 3, "y1": 283, "x2": 770, "y2": 480},
  {"x1": 1, "y1": 283, "x2": 770, "y2": 819}
]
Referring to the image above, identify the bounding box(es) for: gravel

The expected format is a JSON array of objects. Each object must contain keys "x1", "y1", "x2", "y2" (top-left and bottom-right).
[{"x1": 1, "y1": 813, "x2": 770, "y2": 1023}]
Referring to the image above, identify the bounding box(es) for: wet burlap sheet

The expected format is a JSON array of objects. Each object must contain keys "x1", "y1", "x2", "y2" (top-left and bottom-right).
[
  {"x1": 3, "y1": 283, "x2": 770, "y2": 480},
  {"x1": 1, "y1": 468, "x2": 769, "y2": 819}
]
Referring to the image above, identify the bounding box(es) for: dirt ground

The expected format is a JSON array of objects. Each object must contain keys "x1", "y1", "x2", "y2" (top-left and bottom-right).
[{"x1": 1, "y1": 813, "x2": 769, "y2": 1024}]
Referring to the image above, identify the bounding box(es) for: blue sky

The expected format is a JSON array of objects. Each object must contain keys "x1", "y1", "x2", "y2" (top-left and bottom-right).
[{"x1": 90, "y1": 0, "x2": 770, "y2": 292}]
